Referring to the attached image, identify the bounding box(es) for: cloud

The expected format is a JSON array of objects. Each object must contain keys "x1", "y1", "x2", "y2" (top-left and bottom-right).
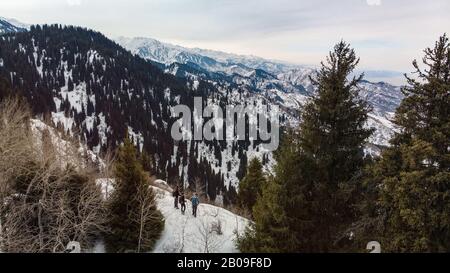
[
  {"x1": 366, "y1": 0, "x2": 381, "y2": 6},
  {"x1": 66, "y1": 0, "x2": 82, "y2": 6}
]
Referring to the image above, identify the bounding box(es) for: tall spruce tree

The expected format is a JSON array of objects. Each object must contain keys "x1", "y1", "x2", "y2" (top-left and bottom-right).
[
  {"x1": 238, "y1": 41, "x2": 373, "y2": 252},
  {"x1": 106, "y1": 136, "x2": 164, "y2": 252},
  {"x1": 237, "y1": 157, "x2": 266, "y2": 216},
  {"x1": 140, "y1": 150, "x2": 155, "y2": 174},
  {"x1": 363, "y1": 35, "x2": 450, "y2": 252}
]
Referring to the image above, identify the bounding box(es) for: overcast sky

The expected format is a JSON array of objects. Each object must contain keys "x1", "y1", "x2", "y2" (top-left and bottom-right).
[{"x1": 1, "y1": 0, "x2": 449, "y2": 75}]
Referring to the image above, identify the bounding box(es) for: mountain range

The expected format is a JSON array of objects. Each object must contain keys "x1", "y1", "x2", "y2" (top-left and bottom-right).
[
  {"x1": 0, "y1": 17, "x2": 404, "y2": 204},
  {"x1": 117, "y1": 36, "x2": 403, "y2": 148},
  {"x1": 0, "y1": 17, "x2": 28, "y2": 34}
]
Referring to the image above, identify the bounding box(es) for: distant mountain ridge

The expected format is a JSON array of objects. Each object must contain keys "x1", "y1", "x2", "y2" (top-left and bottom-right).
[
  {"x1": 117, "y1": 36, "x2": 404, "y2": 151},
  {"x1": 116, "y1": 36, "x2": 404, "y2": 83},
  {"x1": 0, "y1": 17, "x2": 28, "y2": 34},
  {"x1": 116, "y1": 36, "x2": 304, "y2": 76}
]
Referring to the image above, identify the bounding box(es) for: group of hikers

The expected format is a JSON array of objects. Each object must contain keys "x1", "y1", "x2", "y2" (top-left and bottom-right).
[{"x1": 172, "y1": 185, "x2": 200, "y2": 217}]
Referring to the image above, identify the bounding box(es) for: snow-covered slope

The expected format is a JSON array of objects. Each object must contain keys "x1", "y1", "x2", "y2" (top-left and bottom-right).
[
  {"x1": 30, "y1": 119, "x2": 104, "y2": 168},
  {"x1": 92, "y1": 179, "x2": 251, "y2": 253},
  {"x1": 0, "y1": 17, "x2": 28, "y2": 34},
  {"x1": 152, "y1": 184, "x2": 250, "y2": 253}
]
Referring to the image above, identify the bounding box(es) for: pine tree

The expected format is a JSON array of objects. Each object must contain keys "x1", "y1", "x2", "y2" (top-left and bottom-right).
[
  {"x1": 106, "y1": 136, "x2": 164, "y2": 252},
  {"x1": 68, "y1": 77, "x2": 74, "y2": 91},
  {"x1": 238, "y1": 41, "x2": 373, "y2": 252},
  {"x1": 0, "y1": 77, "x2": 12, "y2": 99},
  {"x1": 363, "y1": 35, "x2": 450, "y2": 252},
  {"x1": 237, "y1": 157, "x2": 266, "y2": 216},
  {"x1": 140, "y1": 150, "x2": 154, "y2": 173},
  {"x1": 237, "y1": 134, "x2": 306, "y2": 252}
]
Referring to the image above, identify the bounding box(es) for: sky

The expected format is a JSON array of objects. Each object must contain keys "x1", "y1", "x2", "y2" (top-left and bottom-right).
[{"x1": 1, "y1": 0, "x2": 449, "y2": 81}]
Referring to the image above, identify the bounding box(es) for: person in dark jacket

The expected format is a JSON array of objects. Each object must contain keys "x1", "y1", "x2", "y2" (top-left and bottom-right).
[
  {"x1": 173, "y1": 185, "x2": 180, "y2": 209},
  {"x1": 191, "y1": 193, "x2": 199, "y2": 217},
  {"x1": 179, "y1": 193, "x2": 186, "y2": 214}
]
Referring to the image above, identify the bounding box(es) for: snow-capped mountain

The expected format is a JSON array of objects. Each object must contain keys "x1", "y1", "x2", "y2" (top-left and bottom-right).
[
  {"x1": 116, "y1": 36, "x2": 311, "y2": 78},
  {"x1": 117, "y1": 36, "x2": 403, "y2": 150},
  {"x1": 116, "y1": 37, "x2": 260, "y2": 77},
  {"x1": 0, "y1": 17, "x2": 28, "y2": 34}
]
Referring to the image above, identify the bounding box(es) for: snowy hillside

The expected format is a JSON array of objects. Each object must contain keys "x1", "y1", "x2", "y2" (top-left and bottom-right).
[
  {"x1": 151, "y1": 184, "x2": 250, "y2": 253},
  {"x1": 0, "y1": 17, "x2": 28, "y2": 34},
  {"x1": 30, "y1": 119, "x2": 104, "y2": 168},
  {"x1": 91, "y1": 179, "x2": 250, "y2": 253}
]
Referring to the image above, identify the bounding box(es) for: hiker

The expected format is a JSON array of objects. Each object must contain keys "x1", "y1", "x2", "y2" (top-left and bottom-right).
[
  {"x1": 179, "y1": 193, "x2": 186, "y2": 214},
  {"x1": 191, "y1": 193, "x2": 199, "y2": 217},
  {"x1": 173, "y1": 185, "x2": 180, "y2": 209}
]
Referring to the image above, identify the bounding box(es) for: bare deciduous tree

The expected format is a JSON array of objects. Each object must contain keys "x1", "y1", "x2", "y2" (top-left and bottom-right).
[
  {"x1": 133, "y1": 180, "x2": 164, "y2": 253},
  {"x1": 0, "y1": 98, "x2": 108, "y2": 253},
  {"x1": 211, "y1": 219, "x2": 223, "y2": 236},
  {"x1": 192, "y1": 177, "x2": 208, "y2": 203},
  {"x1": 194, "y1": 218, "x2": 223, "y2": 253},
  {"x1": 98, "y1": 149, "x2": 116, "y2": 199},
  {"x1": 0, "y1": 97, "x2": 34, "y2": 250}
]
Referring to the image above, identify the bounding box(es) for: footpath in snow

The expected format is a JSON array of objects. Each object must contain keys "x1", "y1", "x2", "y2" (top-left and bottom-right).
[{"x1": 151, "y1": 183, "x2": 250, "y2": 253}]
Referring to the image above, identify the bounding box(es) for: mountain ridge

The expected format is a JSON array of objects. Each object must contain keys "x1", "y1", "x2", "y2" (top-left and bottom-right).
[
  {"x1": 0, "y1": 17, "x2": 28, "y2": 34},
  {"x1": 117, "y1": 35, "x2": 403, "y2": 150}
]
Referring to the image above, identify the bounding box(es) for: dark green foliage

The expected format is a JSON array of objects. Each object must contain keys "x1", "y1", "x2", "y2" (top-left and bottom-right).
[
  {"x1": 106, "y1": 137, "x2": 164, "y2": 253},
  {"x1": 0, "y1": 77, "x2": 12, "y2": 99},
  {"x1": 140, "y1": 150, "x2": 155, "y2": 173},
  {"x1": 239, "y1": 42, "x2": 373, "y2": 252},
  {"x1": 237, "y1": 134, "x2": 307, "y2": 252},
  {"x1": 360, "y1": 35, "x2": 450, "y2": 252},
  {"x1": 301, "y1": 42, "x2": 373, "y2": 189},
  {"x1": 237, "y1": 157, "x2": 266, "y2": 216}
]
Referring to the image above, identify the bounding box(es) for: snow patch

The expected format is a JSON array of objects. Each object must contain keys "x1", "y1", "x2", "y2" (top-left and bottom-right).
[{"x1": 152, "y1": 186, "x2": 250, "y2": 253}]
